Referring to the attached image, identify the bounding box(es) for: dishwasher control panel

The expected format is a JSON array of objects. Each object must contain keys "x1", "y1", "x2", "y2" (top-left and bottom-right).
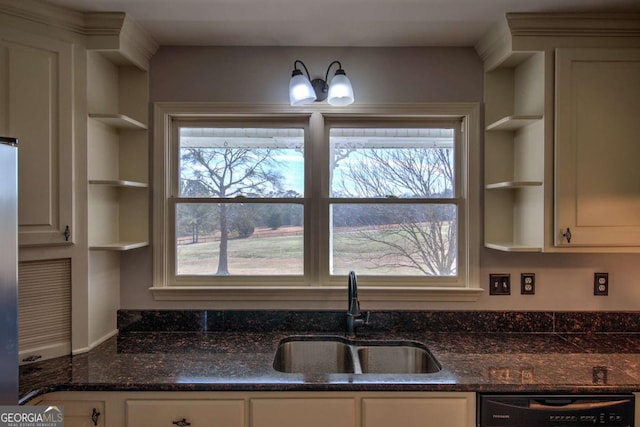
[{"x1": 479, "y1": 394, "x2": 634, "y2": 427}]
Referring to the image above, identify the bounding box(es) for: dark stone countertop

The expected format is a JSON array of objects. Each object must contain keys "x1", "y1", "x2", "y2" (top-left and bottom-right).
[{"x1": 18, "y1": 330, "x2": 640, "y2": 403}]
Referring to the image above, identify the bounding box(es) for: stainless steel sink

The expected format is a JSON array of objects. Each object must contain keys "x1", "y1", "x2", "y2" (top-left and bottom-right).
[
  {"x1": 273, "y1": 337, "x2": 355, "y2": 373},
  {"x1": 273, "y1": 336, "x2": 441, "y2": 374},
  {"x1": 358, "y1": 344, "x2": 440, "y2": 374}
]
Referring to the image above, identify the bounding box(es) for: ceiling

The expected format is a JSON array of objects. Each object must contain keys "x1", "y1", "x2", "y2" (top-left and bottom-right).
[{"x1": 46, "y1": 0, "x2": 640, "y2": 47}]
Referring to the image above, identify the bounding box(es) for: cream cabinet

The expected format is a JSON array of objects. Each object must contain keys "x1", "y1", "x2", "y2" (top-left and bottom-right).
[
  {"x1": 554, "y1": 48, "x2": 640, "y2": 247},
  {"x1": 127, "y1": 399, "x2": 244, "y2": 427},
  {"x1": 477, "y1": 13, "x2": 640, "y2": 253},
  {"x1": 26, "y1": 391, "x2": 475, "y2": 427},
  {"x1": 362, "y1": 395, "x2": 475, "y2": 427},
  {"x1": 0, "y1": 26, "x2": 74, "y2": 246},
  {"x1": 483, "y1": 52, "x2": 545, "y2": 252},
  {"x1": 30, "y1": 396, "x2": 104, "y2": 427},
  {"x1": 251, "y1": 398, "x2": 356, "y2": 427}
]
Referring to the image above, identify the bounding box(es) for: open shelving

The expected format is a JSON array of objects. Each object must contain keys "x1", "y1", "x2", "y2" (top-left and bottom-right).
[
  {"x1": 483, "y1": 51, "x2": 545, "y2": 252},
  {"x1": 87, "y1": 51, "x2": 149, "y2": 251}
]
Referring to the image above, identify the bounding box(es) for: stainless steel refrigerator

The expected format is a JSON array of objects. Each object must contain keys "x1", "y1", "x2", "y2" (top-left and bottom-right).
[{"x1": 0, "y1": 136, "x2": 18, "y2": 404}]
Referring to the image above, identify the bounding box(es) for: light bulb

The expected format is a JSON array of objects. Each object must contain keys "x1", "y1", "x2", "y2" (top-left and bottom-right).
[
  {"x1": 289, "y1": 70, "x2": 316, "y2": 106},
  {"x1": 327, "y1": 70, "x2": 354, "y2": 106}
]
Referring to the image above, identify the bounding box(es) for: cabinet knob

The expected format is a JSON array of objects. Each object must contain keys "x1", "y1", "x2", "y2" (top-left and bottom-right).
[
  {"x1": 562, "y1": 227, "x2": 572, "y2": 244},
  {"x1": 172, "y1": 419, "x2": 191, "y2": 427}
]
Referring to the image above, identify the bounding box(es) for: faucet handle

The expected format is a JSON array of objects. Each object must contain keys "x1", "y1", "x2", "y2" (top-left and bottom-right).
[{"x1": 363, "y1": 311, "x2": 371, "y2": 325}]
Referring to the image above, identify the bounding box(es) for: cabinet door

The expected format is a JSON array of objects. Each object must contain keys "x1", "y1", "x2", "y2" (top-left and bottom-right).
[
  {"x1": 126, "y1": 399, "x2": 244, "y2": 427},
  {"x1": 555, "y1": 48, "x2": 640, "y2": 248},
  {"x1": 250, "y1": 398, "x2": 356, "y2": 427},
  {"x1": 0, "y1": 27, "x2": 74, "y2": 246},
  {"x1": 362, "y1": 396, "x2": 473, "y2": 427},
  {"x1": 41, "y1": 400, "x2": 104, "y2": 427}
]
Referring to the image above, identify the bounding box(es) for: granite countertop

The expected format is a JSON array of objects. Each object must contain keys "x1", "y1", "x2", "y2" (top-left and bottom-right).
[{"x1": 19, "y1": 328, "x2": 640, "y2": 403}]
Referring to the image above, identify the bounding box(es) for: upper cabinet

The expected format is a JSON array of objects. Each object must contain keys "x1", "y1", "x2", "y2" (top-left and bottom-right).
[
  {"x1": 0, "y1": 26, "x2": 75, "y2": 246},
  {"x1": 476, "y1": 13, "x2": 640, "y2": 253},
  {"x1": 555, "y1": 48, "x2": 640, "y2": 247}
]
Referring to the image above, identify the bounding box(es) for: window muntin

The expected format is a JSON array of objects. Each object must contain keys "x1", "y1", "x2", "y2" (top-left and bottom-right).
[
  {"x1": 328, "y1": 126, "x2": 459, "y2": 278},
  {"x1": 174, "y1": 126, "x2": 305, "y2": 277}
]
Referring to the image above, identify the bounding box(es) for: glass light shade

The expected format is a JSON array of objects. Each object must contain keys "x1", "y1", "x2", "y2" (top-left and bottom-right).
[
  {"x1": 327, "y1": 72, "x2": 354, "y2": 106},
  {"x1": 289, "y1": 72, "x2": 317, "y2": 106}
]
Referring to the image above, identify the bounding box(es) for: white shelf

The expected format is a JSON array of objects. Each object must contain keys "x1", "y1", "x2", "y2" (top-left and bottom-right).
[
  {"x1": 89, "y1": 113, "x2": 147, "y2": 129},
  {"x1": 89, "y1": 179, "x2": 148, "y2": 188},
  {"x1": 485, "y1": 181, "x2": 543, "y2": 190},
  {"x1": 89, "y1": 241, "x2": 149, "y2": 251},
  {"x1": 485, "y1": 242, "x2": 543, "y2": 252},
  {"x1": 486, "y1": 115, "x2": 543, "y2": 131}
]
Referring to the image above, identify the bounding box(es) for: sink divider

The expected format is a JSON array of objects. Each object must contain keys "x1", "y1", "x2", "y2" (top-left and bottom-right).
[{"x1": 347, "y1": 344, "x2": 363, "y2": 374}]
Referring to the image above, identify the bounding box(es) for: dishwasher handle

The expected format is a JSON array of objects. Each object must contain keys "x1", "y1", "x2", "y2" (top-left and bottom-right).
[{"x1": 530, "y1": 398, "x2": 633, "y2": 411}]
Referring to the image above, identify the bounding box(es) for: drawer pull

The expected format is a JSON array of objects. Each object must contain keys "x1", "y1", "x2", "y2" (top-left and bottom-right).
[
  {"x1": 172, "y1": 419, "x2": 191, "y2": 427},
  {"x1": 91, "y1": 408, "x2": 101, "y2": 426}
]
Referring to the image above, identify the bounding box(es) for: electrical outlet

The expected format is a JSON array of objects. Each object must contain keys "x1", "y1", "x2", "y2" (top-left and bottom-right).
[
  {"x1": 592, "y1": 366, "x2": 608, "y2": 385},
  {"x1": 489, "y1": 367, "x2": 511, "y2": 383},
  {"x1": 594, "y1": 273, "x2": 609, "y2": 296},
  {"x1": 521, "y1": 273, "x2": 535, "y2": 295},
  {"x1": 489, "y1": 274, "x2": 510, "y2": 295}
]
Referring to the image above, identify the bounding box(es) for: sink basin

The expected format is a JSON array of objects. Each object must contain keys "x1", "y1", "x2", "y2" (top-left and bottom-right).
[
  {"x1": 358, "y1": 344, "x2": 440, "y2": 374},
  {"x1": 273, "y1": 337, "x2": 355, "y2": 373},
  {"x1": 273, "y1": 336, "x2": 441, "y2": 374}
]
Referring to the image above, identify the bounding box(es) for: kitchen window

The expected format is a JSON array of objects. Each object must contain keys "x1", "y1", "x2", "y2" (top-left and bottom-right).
[
  {"x1": 174, "y1": 123, "x2": 306, "y2": 277},
  {"x1": 152, "y1": 103, "x2": 481, "y2": 306},
  {"x1": 327, "y1": 123, "x2": 458, "y2": 278}
]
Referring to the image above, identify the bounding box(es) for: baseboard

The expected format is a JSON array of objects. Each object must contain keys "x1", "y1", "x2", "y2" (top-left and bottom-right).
[
  {"x1": 19, "y1": 342, "x2": 71, "y2": 365},
  {"x1": 72, "y1": 329, "x2": 119, "y2": 355}
]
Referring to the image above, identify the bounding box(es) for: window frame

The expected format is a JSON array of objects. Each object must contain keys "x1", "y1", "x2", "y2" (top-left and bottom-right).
[
  {"x1": 322, "y1": 117, "x2": 462, "y2": 285},
  {"x1": 170, "y1": 117, "x2": 310, "y2": 285},
  {"x1": 152, "y1": 103, "x2": 482, "y2": 307}
]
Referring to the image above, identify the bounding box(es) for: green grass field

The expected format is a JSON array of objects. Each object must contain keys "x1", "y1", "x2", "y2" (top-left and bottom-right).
[{"x1": 176, "y1": 227, "x2": 452, "y2": 276}]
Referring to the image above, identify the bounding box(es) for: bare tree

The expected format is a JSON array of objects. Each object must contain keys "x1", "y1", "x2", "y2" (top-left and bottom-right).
[
  {"x1": 180, "y1": 147, "x2": 283, "y2": 275},
  {"x1": 334, "y1": 147, "x2": 456, "y2": 276}
]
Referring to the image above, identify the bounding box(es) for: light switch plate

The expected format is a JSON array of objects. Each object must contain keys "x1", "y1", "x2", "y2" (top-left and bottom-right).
[{"x1": 489, "y1": 274, "x2": 510, "y2": 295}]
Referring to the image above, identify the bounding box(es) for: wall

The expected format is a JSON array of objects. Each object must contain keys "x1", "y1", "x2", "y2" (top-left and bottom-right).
[{"x1": 120, "y1": 45, "x2": 640, "y2": 310}]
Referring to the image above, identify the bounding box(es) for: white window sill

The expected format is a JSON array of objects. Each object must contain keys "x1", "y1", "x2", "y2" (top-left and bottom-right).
[{"x1": 149, "y1": 286, "x2": 484, "y2": 309}]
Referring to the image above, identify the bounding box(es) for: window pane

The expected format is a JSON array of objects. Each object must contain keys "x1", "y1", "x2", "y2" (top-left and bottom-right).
[
  {"x1": 176, "y1": 203, "x2": 303, "y2": 276},
  {"x1": 330, "y1": 128, "x2": 454, "y2": 198},
  {"x1": 330, "y1": 204, "x2": 457, "y2": 276},
  {"x1": 179, "y1": 127, "x2": 304, "y2": 198}
]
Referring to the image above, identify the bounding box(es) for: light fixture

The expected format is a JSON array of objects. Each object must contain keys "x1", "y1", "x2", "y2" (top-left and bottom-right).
[{"x1": 289, "y1": 60, "x2": 355, "y2": 106}]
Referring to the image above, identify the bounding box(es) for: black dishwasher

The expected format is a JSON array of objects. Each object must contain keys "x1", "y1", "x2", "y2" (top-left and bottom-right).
[{"x1": 479, "y1": 394, "x2": 635, "y2": 427}]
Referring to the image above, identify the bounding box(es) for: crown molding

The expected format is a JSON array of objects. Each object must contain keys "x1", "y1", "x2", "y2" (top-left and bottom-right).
[
  {"x1": 0, "y1": 0, "x2": 86, "y2": 35},
  {"x1": 474, "y1": 17, "x2": 513, "y2": 69},
  {"x1": 0, "y1": 0, "x2": 158, "y2": 69},
  {"x1": 475, "y1": 12, "x2": 640, "y2": 70},
  {"x1": 84, "y1": 12, "x2": 158, "y2": 70},
  {"x1": 507, "y1": 12, "x2": 640, "y2": 38}
]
